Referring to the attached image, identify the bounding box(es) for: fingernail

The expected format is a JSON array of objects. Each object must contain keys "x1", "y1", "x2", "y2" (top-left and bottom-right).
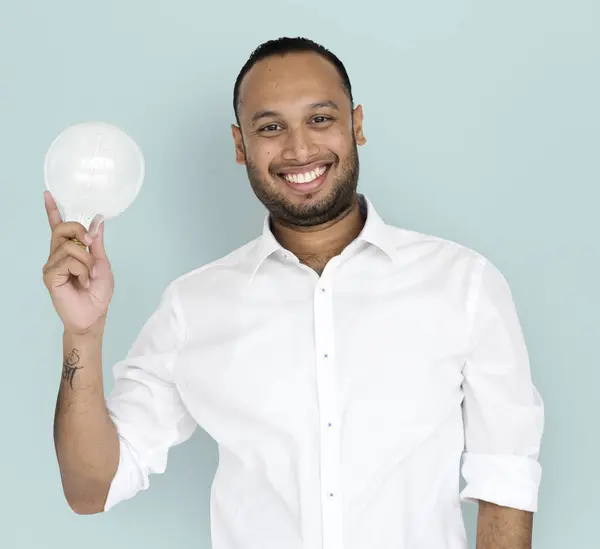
[
  {"x1": 83, "y1": 233, "x2": 94, "y2": 245},
  {"x1": 92, "y1": 265, "x2": 97, "y2": 279},
  {"x1": 84, "y1": 279, "x2": 90, "y2": 289}
]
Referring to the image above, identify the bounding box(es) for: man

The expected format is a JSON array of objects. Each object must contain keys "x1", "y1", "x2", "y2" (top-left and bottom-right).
[{"x1": 44, "y1": 37, "x2": 544, "y2": 549}]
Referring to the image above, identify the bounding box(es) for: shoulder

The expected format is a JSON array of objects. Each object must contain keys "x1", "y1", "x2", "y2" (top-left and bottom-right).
[
  {"x1": 387, "y1": 222, "x2": 488, "y2": 268},
  {"x1": 165, "y1": 236, "x2": 262, "y2": 299},
  {"x1": 381, "y1": 222, "x2": 513, "y2": 298}
]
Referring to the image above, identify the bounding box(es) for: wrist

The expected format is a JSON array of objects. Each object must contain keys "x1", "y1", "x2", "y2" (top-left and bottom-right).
[{"x1": 64, "y1": 317, "x2": 107, "y2": 340}]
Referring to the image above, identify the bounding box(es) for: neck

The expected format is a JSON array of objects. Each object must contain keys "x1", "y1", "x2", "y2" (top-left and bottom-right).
[{"x1": 271, "y1": 197, "x2": 365, "y2": 273}]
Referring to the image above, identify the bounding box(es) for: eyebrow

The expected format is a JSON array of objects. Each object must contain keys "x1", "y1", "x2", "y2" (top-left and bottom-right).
[{"x1": 249, "y1": 100, "x2": 341, "y2": 125}]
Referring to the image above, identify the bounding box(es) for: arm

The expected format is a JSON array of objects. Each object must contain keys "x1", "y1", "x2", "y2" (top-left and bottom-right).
[
  {"x1": 460, "y1": 258, "x2": 544, "y2": 543},
  {"x1": 55, "y1": 283, "x2": 197, "y2": 514},
  {"x1": 54, "y1": 321, "x2": 120, "y2": 515},
  {"x1": 101, "y1": 283, "x2": 198, "y2": 511},
  {"x1": 476, "y1": 500, "x2": 533, "y2": 549}
]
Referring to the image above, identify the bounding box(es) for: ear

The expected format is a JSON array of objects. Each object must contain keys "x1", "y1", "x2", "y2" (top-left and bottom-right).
[
  {"x1": 352, "y1": 104, "x2": 367, "y2": 146},
  {"x1": 231, "y1": 124, "x2": 246, "y2": 164}
]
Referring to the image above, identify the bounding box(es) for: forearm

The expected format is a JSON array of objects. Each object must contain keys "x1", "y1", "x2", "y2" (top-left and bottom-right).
[
  {"x1": 53, "y1": 326, "x2": 119, "y2": 514},
  {"x1": 476, "y1": 500, "x2": 533, "y2": 549}
]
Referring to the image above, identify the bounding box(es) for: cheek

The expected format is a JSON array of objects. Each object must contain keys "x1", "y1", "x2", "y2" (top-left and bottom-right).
[
  {"x1": 250, "y1": 142, "x2": 280, "y2": 172},
  {"x1": 325, "y1": 123, "x2": 353, "y2": 147},
  {"x1": 326, "y1": 131, "x2": 353, "y2": 160}
]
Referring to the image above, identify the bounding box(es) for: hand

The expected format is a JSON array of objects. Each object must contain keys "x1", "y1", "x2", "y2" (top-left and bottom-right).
[{"x1": 42, "y1": 191, "x2": 115, "y2": 335}]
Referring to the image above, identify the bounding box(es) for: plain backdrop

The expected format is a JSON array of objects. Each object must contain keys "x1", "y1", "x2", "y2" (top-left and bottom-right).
[{"x1": 1, "y1": 1, "x2": 598, "y2": 548}]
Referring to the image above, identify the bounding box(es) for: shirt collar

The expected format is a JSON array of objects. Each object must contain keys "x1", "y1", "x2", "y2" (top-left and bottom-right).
[
  {"x1": 247, "y1": 194, "x2": 397, "y2": 281},
  {"x1": 356, "y1": 194, "x2": 397, "y2": 262}
]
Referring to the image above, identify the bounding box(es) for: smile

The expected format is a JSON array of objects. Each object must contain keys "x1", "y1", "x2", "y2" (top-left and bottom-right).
[
  {"x1": 276, "y1": 163, "x2": 332, "y2": 195},
  {"x1": 280, "y1": 164, "x2": 328, "y2": 184}
]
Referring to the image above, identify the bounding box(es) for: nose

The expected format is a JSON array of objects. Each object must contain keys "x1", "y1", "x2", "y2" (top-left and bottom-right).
[{"x1": 281, "y1": 126, "x2": 319, "y2": 164}]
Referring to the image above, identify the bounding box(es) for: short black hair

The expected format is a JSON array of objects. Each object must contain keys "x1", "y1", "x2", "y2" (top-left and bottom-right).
[{"x1": 233, "y1": 37, "x2": 353, "y2": 125}]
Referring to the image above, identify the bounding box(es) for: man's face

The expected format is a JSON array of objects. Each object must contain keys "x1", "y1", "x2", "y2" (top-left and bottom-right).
[{"x1": 232, "y1": 51, "x2": 366, "y2": 227}]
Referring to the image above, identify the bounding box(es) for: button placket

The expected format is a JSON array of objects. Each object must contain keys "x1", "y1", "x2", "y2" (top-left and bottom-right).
[{"x1": 313, "y1": 273, "x2": 343, "y2": 549}]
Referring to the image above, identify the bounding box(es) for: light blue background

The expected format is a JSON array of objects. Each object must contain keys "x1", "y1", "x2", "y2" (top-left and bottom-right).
[{"x1": 1, "y1": 1, "x2": 598, "y2": 547}]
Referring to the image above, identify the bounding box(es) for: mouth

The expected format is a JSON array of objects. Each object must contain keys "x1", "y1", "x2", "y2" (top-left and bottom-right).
[{"x1": 275, "y1": 163, "x2": 332, "y2": 195}]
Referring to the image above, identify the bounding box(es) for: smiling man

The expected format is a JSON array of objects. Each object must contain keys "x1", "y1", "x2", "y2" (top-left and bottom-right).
[
  {"x1": 231, "y1": 43, "x2": 368, "y2": 276},
  {"x1": 47, "y1": 37, "x2": 544, "y2": 549}
]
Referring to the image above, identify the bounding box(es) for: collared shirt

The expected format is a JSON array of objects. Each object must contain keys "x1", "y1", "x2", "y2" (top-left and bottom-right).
[{"x1": 104, "y1": 195, "x2": 544, "y2": 549}]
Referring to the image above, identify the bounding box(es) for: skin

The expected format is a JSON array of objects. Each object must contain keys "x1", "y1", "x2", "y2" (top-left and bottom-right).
[
  {"x1": 231, "y1": 51, "x2": 367, "y2": 274},
  {"x1": 476, "y1": 501, "x2": 533, "y2": 549},
  {"x1": 231, "y1": 50, "x2": 535, "y2": 548}
]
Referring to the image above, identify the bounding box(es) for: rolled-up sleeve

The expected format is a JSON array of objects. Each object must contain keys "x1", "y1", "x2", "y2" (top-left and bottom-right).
[
  {"x1": 460, "y1": 257, "x2": 544, "y2": 512},
  {"x1": 103, "y1": 282, "x2": 197, "y2": 511}
]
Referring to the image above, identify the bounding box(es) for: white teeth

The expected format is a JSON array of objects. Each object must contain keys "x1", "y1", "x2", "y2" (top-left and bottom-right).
[{"x1": 283, "y1": 165, "x2": 327, "y2": 184}]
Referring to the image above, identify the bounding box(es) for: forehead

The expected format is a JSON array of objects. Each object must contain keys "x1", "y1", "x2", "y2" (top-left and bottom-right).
[{"x1": 238, "y1": 52, "x2": 349, "y2": 118}]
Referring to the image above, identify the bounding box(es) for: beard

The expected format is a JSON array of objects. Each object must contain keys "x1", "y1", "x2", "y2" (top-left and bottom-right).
[{"x1": 244, "y1": 138, "x2": 360, "y2": 228}]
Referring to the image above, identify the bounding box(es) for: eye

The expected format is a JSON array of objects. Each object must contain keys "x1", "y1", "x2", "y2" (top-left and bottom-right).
[
  {"x1": 311, "y1": 115, "x2": 332, "y2": 124},
  {"x1": 259, "y1": 123, "x2": 282, "y2": 133}
]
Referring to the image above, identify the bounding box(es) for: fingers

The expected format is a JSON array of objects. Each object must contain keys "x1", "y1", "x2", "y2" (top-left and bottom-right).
[
  {"x1": 43, "y1": 255, "x2": 91, "y2": 291},
  {"x1": 49, "y1": 221, "x2": 93, "y2": 257},
  {"x1": 88, "y1": 219, "x2": 107, "y2": 260},
  {"x1": 44, "y1": 191, "x2": 108, "y2": 264},
  {"x1": 88, "y1": 214, "x2": 105, "y2": 238},
  {"x1": 44, "y1": 191, "x2": 63, "y2": 230},
  {"x1": 45, "y1": 239, "x2": 95, "y2": 280},
  {"x1": 45, "y1": 191, "x2": 92, "y2": 255}
]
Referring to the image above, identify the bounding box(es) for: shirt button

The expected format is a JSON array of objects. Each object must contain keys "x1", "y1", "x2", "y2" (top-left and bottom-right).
[
  {"x1": 329, "y1": 492, "x2": 334, "y2": 498},
  {"x1": 324, "y1": 353, "x2": 328, "y2": 358},
  {"x1": 328, "y1": 422, "x2": 333, "y2": 428}
]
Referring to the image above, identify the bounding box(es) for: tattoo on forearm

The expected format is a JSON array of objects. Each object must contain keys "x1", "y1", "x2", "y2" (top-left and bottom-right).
[{"x1": 62, "y1": 349, "x2": 83, "y2": 389}]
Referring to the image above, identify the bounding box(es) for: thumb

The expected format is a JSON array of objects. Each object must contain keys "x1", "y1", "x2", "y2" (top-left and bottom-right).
[{"x1": 89, "y1": 220, "x2": 107, "y2": 260}]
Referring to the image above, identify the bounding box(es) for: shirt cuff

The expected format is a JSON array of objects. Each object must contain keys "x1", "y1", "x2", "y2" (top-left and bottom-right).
[
  {"x1": 103, "y1": 436, "x2": 148, "y2": 512},
  {"x1": 460, "y1": 452, "x2": 542, "y2": 512}
]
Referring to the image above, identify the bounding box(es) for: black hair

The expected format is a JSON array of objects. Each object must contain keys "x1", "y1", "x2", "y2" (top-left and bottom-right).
[{"x1": 233, "y1": 37, "x2": 353, "y2": 124}]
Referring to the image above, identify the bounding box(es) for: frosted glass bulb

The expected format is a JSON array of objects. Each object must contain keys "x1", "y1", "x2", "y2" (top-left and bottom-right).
[{"x1": 44, "y1": 121, "x2": 145, "y2": 233}]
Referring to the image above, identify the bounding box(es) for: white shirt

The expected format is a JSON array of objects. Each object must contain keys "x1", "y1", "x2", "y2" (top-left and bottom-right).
[{"x1": 104, "y1": 195, "x2": 544, "y2": 549}]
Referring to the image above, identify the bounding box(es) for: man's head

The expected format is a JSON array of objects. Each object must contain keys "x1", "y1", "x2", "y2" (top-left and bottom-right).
[{"x1": 231, "y1": 37, "x2": 366, "y2": 227}]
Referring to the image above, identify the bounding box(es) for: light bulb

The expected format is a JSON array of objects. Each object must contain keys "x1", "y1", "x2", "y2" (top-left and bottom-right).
[{"x1": 44, "y1": 121, "x2": 145, "y2": 237}]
